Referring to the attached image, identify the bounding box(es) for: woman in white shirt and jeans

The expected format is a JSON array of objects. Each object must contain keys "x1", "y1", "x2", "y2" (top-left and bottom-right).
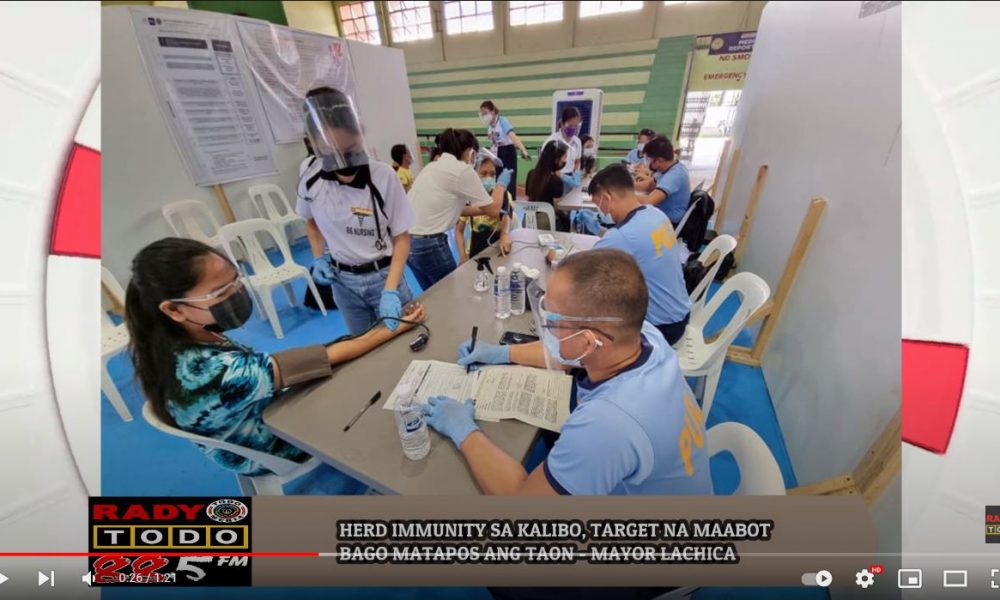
[{"x1": 406, "y1": 129, "x2": 512, "y2": 290}]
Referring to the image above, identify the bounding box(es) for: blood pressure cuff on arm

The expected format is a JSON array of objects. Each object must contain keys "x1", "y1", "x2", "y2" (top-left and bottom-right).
[{"x1": 271, "y1": 345, "x2": 331, "y2": 387}]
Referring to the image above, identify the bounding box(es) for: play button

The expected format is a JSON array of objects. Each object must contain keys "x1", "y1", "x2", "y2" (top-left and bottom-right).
[
  {"x1": 0, "y1": 572, "x2": 8, "y2": 585},
  {"x1": 802, "y1": 571, "x2": 833, "y2": 587}
]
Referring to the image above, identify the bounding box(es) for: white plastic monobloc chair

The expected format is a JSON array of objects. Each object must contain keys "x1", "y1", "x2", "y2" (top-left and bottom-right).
[
  {"x1": 162, "y1": 199, "x2": 224, "y2": 249},
  {"x1": 142, "y1": 402, "x2": 321, "y2": 495},
  {"x1": 513, "y1": 200, "x2": 557, "y2": 231},
  {"x1": 217, "y1": 218, "x2": 326, "y2": 339},
  {"x1": 688, "y1": 234, "x2": 738, "y2": 316},
  {"x1": 247, "y1": 183, "x2": 306, "y2": 245},
  {"x1": 675, "y1": 271, "x2": 770, "y2": 423},
  {"x1": 708, "y1": 422, "x2": 786, "y2": 495},
  {"x1": 100, "y1": 266, "x2": 133, "y2": 422}
]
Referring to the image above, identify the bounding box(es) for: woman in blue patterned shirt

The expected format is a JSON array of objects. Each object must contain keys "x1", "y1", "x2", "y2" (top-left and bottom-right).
[{"x1": 124, "y1": 238, "x2": 425, "y2": 493}]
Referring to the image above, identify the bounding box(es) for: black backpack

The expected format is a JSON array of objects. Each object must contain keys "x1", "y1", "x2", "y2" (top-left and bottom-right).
[{"x1": 677, "y1": 189, "x2": 715, "y2": 253}]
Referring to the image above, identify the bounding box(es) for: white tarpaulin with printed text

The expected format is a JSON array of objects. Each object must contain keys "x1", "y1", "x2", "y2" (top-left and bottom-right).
[
  {"x1": 235, "y1": 19, "x2": 360, "y2": 144},
  {"x1": 129, "y1": 7, "x2": 277, "y2": 186}
]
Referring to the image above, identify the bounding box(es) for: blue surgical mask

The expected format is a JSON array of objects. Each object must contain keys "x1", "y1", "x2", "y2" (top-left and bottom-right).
[
  {"x1": 540, "y1": 327, "x2": 594, "y2": 367},
  {"x1": 481, "y1": 177, "x2": 496, "y2": 193}
]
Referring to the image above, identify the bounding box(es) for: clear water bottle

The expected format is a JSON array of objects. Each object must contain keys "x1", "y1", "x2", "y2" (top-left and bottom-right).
[
  {"x1": 393, "y1": 384, "x2": 430, "y2": 460},
  {"x1": 474, "y1": 259, "x2": 490, "y2": 292},
  {"x1": 494, "y1": 266, "x2": 511, "y2": 319},
  {"x1": 509, "y1": 262, "x2": 525, "y2": 315}
]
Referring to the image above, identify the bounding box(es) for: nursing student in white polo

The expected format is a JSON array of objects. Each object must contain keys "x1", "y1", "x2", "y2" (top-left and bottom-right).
[{"x1": 296, "y1": 87, "x2": 414, "y2": 335}]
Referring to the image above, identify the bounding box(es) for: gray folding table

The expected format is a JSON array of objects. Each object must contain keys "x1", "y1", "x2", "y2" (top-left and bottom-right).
[{"x1": 263, "y1": 228, "x2": 598, "y2": 495}]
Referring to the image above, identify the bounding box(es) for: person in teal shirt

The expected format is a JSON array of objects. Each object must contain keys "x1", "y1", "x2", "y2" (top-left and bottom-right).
[{"x1": 124, "y1": 237, "x2": 425, "y2": 493}]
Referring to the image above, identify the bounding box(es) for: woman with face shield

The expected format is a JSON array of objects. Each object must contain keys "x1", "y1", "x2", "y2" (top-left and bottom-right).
[
  {"x1": 124, "y1": 238, "x2": 425, "y2": 493},
  {"x1": 297, "y1": 87, "x2": 415, "y2": 336}
]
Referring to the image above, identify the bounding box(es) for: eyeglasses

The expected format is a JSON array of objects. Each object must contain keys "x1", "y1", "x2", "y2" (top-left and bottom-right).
[
  {"x1": 538, "y1": 296, "x2": 623, "y2": 342},
  {"x1": 168, "y1": 276, "x2": 244, "y2": 305}
]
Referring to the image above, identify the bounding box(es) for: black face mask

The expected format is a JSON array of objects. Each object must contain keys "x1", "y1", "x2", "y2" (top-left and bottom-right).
[
  {"x1": 183, "y1": 286, "x2": 254, "y2": 333},
  {"x1": 335, "y1": 165, "x2": 362, "y2": 178}
]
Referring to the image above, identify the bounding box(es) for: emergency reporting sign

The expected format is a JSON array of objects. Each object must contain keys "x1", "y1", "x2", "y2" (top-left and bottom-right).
[{"x1": 88, "y1": 497, "x2": 252, "y2": 586}]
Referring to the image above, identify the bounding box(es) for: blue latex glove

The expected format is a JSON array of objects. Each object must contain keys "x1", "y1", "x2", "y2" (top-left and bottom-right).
[
  {"x1": 496, "y1": 168, "x2": 513, "y2": 190},
  {"x1": 310, "y1": 255, "x2": 336, "y2": 286},
  {"x1": 560, "y1": 169, "x2": 583, "y2": 190},
  {"x1": 379, "y1": 289, "x2": 402, "y2": 331},
  {"x1": 422, "y1": 396, "x2": 479, "y2": 447},
  {"x1": 576, "y1": 211, "x2": 601, "y2": 235},
  {"x1": 456, "y1": 338, "x2": 510, "y2": 368}
]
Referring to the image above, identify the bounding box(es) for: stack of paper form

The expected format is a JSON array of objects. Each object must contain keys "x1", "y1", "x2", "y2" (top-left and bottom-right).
[{"x1": 382, "y1": 360, "x2": 572, "y2": 432}]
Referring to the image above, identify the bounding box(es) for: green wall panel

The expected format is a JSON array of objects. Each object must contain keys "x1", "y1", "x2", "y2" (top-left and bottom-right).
[{"x1": 188, "y1": 0, "x2": 287, "y2": 25}]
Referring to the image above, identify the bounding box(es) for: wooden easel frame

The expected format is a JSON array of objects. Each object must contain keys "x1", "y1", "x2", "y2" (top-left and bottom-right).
[
  {"x1": 788, "y1": 409, "x2": 900, "y2": 506},
  {"x1": 713, "y1": 147, "x2": 741, "y2": 228},
  {"x1": 732, "y1": 164, "x2": 768, "y2": 265},
  {"x1": 706, "y1": 138, "x2": 731, "y2": 196},
  {"x1": 727, "y1": 197, "x2": 827, "y2": 367},
  {"x1": 212, "y1": 183, "x2": 237, "y2": 223}
]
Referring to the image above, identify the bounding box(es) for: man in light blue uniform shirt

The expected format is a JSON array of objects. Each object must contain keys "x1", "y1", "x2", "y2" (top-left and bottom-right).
[
  {"x1": 635, "y1": 135, "x2": 691, "y2": 226},
  {"x1": 580, "y1": 164, "x2": 692, "y2": 345},
  {"x1": 419, "y1": 249, "x2": 712, "y2": 498},
  {"x1": 625, "y1": 127, "x2": 656, "y2": 165}
]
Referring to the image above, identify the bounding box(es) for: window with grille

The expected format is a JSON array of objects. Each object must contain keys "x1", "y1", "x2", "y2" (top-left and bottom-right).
[
  {"x1": 339, "y1": 1, "x2": 381, "y2": 45},
  {"x1": 388, "y1": 1, "x2": 434, "y2": 43},
  {"x1": 443, "y1": 1, "x2": 495, "y2": 35},
  {"x1": 509, "y1": 1, "x2": 563, "y2": 27},
  {"x1": 580, "y1": 1, "x2": 644, "y2": 18}
]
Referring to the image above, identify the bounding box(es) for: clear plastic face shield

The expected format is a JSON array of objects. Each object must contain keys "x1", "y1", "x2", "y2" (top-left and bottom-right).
[
  {"x1": 527, "y1": 279, "x2": 624, "y2": 370},
  {"x1": 475, "y1": 147, "x2": 503, "y2": 170},
  {"x1": 168, "y1": 276, "x2": 253, "y2": 333},
  {"x1": 303, "y1": 89, "x2": 370, "y2": 173}
]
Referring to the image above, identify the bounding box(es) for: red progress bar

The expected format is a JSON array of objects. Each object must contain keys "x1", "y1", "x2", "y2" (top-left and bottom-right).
[{"x1": 0, "y1": 553, "x2": 319, "y2": 557}]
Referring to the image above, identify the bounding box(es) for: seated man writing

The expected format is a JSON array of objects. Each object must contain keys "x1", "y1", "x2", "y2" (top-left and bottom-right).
[
  {"x1": 421, "y1": 248, "x2": 712, "y2": 497},
  {"x1": 633, "y1": 136, "x2": 691, "y2": 227},
  {"x1": 577, "y1": 164, "x2": 692, "y2": 345}
]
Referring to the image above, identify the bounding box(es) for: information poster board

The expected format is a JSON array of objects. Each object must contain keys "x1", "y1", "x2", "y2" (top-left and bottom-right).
[
  {"x1": 688, "y1": 31, "x2": 756, "y2": 92},
  {"x1": 235, "y1": 19, "x2": 359, "y2": 144},
  {"x1": 129, "y1": 7, "x2": 277, "y2": 186}
]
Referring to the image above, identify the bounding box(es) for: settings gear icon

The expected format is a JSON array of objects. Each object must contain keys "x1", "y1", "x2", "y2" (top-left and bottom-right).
[{"x1": 855, "y1": 569, "x2": 875, "y2": 588}]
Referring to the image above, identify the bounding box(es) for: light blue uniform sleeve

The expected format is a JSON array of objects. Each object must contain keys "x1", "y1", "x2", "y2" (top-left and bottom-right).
[
  {"x1": 626, "y1": 148, "x2": 640, "y2": 164},
  {"x1": 498, "y1": 116, "x2": 514, "y2": 135},
  {"x1": 543, "y1": 400, "x2": 651, "y2": 495},
  {"x1": 655, "y1": 169, "x2": 689, "y2": 223},
  {"x1": 593, "y1": 228, "x2": 623, "y2": 251}
]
